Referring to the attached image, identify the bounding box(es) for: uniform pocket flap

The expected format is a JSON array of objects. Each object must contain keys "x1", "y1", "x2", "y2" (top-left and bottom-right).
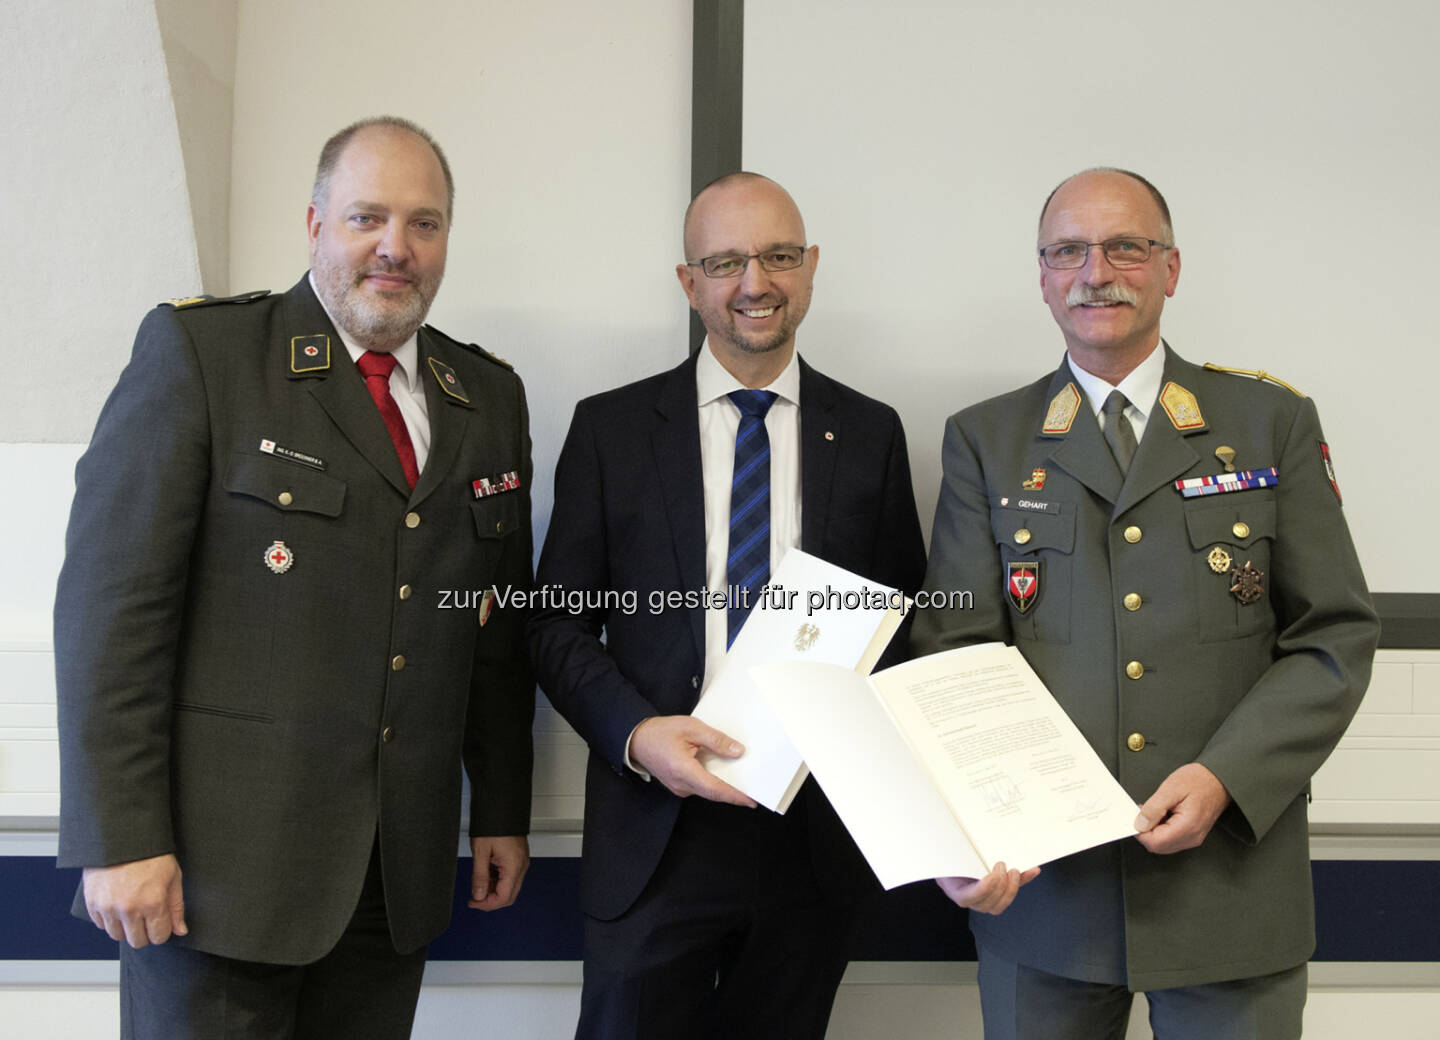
[
  {"x1": 989, "y1": 503, "x2": 1075, "y2": 554},
  {"x1": 223, "y1": 452, "x2": 346, "y2": 516},
  {"x1": 471, "y1": 493, "x2": 521, "y2": 539},
  {"x1": 1184, "y1": 498, "x2": 1276, "y2": 549}
]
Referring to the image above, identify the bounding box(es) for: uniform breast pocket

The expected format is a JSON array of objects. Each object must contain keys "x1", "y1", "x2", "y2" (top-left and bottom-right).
[
  {"x1": 1184, "y1": 498, "x2": 1277, "y2": 643},
  {"x1": 469, "y1": 492, "x2": 521, "y2": 584},
  {"x1": 990, "y1": 503, "x2": 1075, "y2": 644},
  {"x1": 222, "y1": 452, "x2": 346, "y2": 516}
]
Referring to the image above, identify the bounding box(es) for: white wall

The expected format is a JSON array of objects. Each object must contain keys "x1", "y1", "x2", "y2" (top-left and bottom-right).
[
  {"x1": 743, "y1": 0, "x2": 1439, "y2": 592},
  {"x1": 1, "y1": 0, "x2": 202, "y2": 443}
]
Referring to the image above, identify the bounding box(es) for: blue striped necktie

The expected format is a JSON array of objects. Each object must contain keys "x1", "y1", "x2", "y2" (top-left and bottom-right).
[{"x1": 726, "y1": 389, "x2": 778, "y2": 647}]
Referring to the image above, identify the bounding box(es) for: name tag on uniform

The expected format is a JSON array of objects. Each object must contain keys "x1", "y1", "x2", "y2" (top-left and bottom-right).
[{"x1": 260, "y1": 438, "x2": 326, "y2": 471}]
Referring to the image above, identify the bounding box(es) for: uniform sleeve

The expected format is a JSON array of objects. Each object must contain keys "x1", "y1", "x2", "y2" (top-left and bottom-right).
[
  {"x1": 525, "y1": 401, "x2": 659, "y2": 772},
  {"x1": 464, "y1": 373, "x2": 537, "y2": 837},
  {"x1": 910, "y1": 414, "x2": 1013, "y2": 656},
  {"x1": 54, "y1": 308, "x2": 212, "y2": 868},
  {"x1": 1198, "y1": 396, "x2": 1380, "y2": 844}
]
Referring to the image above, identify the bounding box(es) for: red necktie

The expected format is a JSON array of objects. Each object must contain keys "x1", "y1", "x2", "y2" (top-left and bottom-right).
[{"x1": 356, "y1": 351, "x2": 420, "y2": 490}]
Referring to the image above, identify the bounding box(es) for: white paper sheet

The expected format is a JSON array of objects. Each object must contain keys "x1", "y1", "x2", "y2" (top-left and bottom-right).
[{"x1": 753, "y1": 644, "x2": 1139, "y2": 887}]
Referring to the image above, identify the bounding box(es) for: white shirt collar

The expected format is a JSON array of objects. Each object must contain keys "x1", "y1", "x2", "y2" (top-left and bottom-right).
[
  {"x1": 309, "y1": 271, "x2": 423, "y2": 394},
  {"x1": 1067, "y1": 340, "x2": 1166, "y2": 420},
  {"x1": 695, "y1": 338, "x2": 801, "y2": 406}
]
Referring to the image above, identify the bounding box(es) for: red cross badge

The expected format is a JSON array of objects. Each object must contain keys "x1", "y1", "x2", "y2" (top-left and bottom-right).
[
  {"x1": 304, "y1": 345, "x2": 319, "y2": 357},
  {"x1": 264, "y1": 540, "x2": 295, "y2": 574},
  {"x1": 1006, "y1": 561, "x2": 1040, "y2": 615}
]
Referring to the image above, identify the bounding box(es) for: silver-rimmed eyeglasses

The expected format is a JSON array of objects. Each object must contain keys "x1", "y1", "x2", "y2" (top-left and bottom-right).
[
  {"x1": 1039, "y1": 237, "x2": 1171, "y2": 270},
  {"x1": 685, "y1": 246, "x2": 807, "y2": 278}
]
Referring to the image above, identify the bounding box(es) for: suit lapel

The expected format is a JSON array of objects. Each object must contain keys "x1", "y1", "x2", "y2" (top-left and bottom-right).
[
  {"x1": 1039, "y1": 362, "x2": 1125, "y2": 505},
  {"x1": 410, "y1": 330, "x2": 472, "y2": 507},
  {"x1": 1112, "y1": 347, "x2": 1204, "y2": 518},
  {"x1": 651, "y1": 357, "x2": 707, "y2": 662},
  {"x1": 282, "y1": 276, "x2": 411, "y2": 497},
  {"x1": 798, "y1": 357, "x2": 838, "y2": 553}
]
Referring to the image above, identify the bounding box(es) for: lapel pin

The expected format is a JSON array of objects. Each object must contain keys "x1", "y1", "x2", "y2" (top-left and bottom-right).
[
  {"x1": 1207, "y1": 546, "x2": 1233, "y2": 573},
  {"x1": 1214, "y1": 446, "x2": 1236, "y2": 472},
  {"x1": 825, "y1": 431, "x2": 835, "y2": 441},
  {"x1": 1022, "y1": 467, "x2": 1047, "y2": 490},
  {"x1": 264, "y1": 541, "x2": 295, "y2": 574}
]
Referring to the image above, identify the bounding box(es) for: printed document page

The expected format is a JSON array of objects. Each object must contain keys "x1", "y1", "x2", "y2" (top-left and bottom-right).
[
  {"x1": 693, "y1": 549, "x2": 905, "y2": 811},
  {"x1": 753, "y1": 644, "x2": 1138, "y2": 887}
]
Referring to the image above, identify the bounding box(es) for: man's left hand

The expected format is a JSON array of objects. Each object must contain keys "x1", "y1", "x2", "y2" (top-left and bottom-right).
[
  {"x1": 1134, "y1": 762, "x2": 1232, "y2": 854},
  {"x1": 468, "y1": 835, "x2": 530, "y2": 910}
]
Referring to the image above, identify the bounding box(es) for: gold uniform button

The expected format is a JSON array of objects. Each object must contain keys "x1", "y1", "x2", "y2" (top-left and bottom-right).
[
  {"x1": 1014, "y1": 528, "x2": 1032, "y2": 546},
  {"x1": 1124, "y1": 526, "x2": 1142, "y2": 543},
  {"x1": 1124, "y1": 593, "x2": 1142, "y2": 611},
  {"x1": 1232, "y1": 521, "x2": 1250, "y2": 539},
  {"x1": 1126, "y1": 732, "x2": 1146, "y2": 752},
  {"x1": 405, "y1": 512, "x2": 421, "y2": 529},
  {"x1": 398, "y1": 584, "x2": 412, "y2": 601},
  {"x1": 1125, "y1": 660, "x2": 1144, "y2": 679},
  {"x1": 277, "y1": 491, "x2": 293, "y2": 506},
  {"x1": 381, "y1": 726, "x2": 395, "y2": 744},
  {"x1": 391, "y1": 654, "x2": 406, "y2": 671}
]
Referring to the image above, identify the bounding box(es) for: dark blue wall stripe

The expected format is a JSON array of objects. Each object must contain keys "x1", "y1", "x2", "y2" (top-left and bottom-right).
[{"x1": 8, "y1": 858, "x2": 1436, "y2": 963}]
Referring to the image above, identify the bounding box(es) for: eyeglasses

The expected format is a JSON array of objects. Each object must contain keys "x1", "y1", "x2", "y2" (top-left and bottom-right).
[
  {"x1": 1038, "y1": 237, "x2": 1171, "y2": 270},
  {"x1": 685, "y1": 247, "x2": 807, "y2": 278}
]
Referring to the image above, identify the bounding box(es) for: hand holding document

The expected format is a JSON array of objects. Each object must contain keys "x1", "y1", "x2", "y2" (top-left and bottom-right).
[
  {"x1": 752, "y1": 644, "x2": 1140, "y2": 889},
  {"x1": 691, "y1": 550, "x2": 907, "y2": 812}
]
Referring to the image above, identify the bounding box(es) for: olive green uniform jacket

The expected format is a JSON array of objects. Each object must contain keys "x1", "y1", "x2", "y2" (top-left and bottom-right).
[
  {"x1": 55, "y1": 276, "x2": 534, "y2": 964},
  {"x1": 912, "y1": 345, "x2": 1379, "y2": 990}
]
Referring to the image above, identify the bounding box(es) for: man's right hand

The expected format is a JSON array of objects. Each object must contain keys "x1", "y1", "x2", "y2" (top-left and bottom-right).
[
  {"x1": 82, "y1": 853, "x2": 188, "y2": 948},
  {"x1": 629, "y1": 715, "x2": 757, "y2": 807}
]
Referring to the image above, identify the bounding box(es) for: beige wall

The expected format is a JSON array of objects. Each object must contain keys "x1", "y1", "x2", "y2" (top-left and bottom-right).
[
  {"x1": 229, "y1": 0, "x2": 694, "y2": 538},
  {"x1": 745, "y1": 0, "x2": 1440, "y2": 592}
]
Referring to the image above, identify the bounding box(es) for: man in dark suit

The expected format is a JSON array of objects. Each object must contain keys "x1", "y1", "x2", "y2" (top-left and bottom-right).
[
  {"x1": 527, "y1": 172, "x2": 927, "y2": 1038},
  {"x1": 912, "y1": 168, "x2": 1380, "y2": 1039},
  {"x1": 55, "y1": 116, "x2": 535, "y2": 1038}
]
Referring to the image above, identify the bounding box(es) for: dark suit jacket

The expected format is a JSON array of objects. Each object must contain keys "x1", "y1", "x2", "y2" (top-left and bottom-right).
[
  {"x1": 912, "y1": 346, "x2": 1379, "y2": 990},
  {"x1": 527, "y1": 352, "x2": 927, "y2": 921},
  {"x1": 55, "y1": 275, "x2": 535, "y2": 964}
]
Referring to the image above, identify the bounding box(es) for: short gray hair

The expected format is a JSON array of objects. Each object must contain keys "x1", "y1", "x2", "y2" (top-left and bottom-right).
[{"x1": 311, "y1": 115, "x2": 454, "y2": 221}]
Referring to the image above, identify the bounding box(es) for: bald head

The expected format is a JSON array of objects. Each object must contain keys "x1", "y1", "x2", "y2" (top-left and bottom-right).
[
  {"x1": 683, "y1": 172, "x2": 807, "y2": 260},
  {"x1": 1039, "y1": 167, "x2": 1173, "y2": 246}
]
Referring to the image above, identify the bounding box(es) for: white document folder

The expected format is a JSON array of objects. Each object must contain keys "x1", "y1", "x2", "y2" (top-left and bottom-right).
[{"x1": 691, "y1": 549, "x2": 907, "y2": 811}]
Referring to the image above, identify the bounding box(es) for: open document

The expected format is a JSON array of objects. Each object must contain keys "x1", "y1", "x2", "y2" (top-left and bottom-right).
[
  {"x1": 692, "y1": 549, "x2": 907, "y2": 812},
  {"x1": 751, "y1": 644, "x2": 1140, "y2": 889}
]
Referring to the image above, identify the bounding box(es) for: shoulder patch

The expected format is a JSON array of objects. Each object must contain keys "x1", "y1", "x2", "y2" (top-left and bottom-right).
[
  {"x1": 1203, "y1": 362, "x2": 1306, "y2": 398},
  {"x1": 159, "y1": 289, "x2": 271, "y2": 310}
]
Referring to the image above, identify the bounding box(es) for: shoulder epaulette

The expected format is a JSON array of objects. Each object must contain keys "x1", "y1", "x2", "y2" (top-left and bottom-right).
[
  {"x1": 160, "y1": 289, "x2": 272, "y2": 310},
  {"x1": 425, "y1": 324, "x2": 515, "y2": 370},
  {"x1": 1202, "y1": 362, "x2": 1306, "y2": 398}
]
